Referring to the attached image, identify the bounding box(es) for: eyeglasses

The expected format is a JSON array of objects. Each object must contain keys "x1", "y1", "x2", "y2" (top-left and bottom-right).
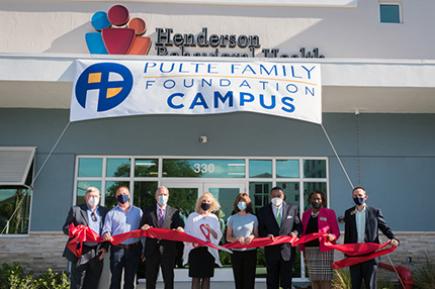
[{"x1": 91, "y1": 211, "x2": 97, "y2": 222}]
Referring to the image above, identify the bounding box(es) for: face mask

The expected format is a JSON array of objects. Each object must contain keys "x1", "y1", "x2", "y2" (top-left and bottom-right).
[
  {"x1": 117, "y1": 194, "x2": 129, "y2": 204},
  {"x1": 353, "y1": 197, "x2": 365, "y2": 206},
  {"x1": 201, "y1": 202, "x2": 211, "y2": 211},
  {"x1": 311, "y1": 202, "x2": 321, "y2": 209},
  {"x1": 158, "y1": 195, "x2": 168, "y2": 206},
  {"x1": 271, "y1": 197, "x2": 283, "y2": 207},
  {"x1": 87, "y1": 196, "x2": 99, "y2": 208},
  {"x1": 237, "y1": 201, "x2": 247, "y2": 211}
]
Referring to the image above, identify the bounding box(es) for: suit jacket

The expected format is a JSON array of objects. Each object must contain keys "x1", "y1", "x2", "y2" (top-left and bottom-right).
[
  {"x1": 344, "y1": 205, "x2": 395, "y2": 245},
  {"x1": 140, "y1": 204, "x2": 184, "y2": 258},
  {"x1": 300, "y1": 207, "x2": 340, "y2": 252},
  {"x1": 62, "y1": 204, "x2": 109, "y2": 264},
  {"x1": 257, "y1": 202, "x2": 302, "y2": 261}
]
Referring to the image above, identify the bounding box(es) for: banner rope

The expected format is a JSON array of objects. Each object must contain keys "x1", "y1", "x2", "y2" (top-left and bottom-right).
[
  {"x1": 31, "y1": 121, "x2": 71, "y2": 188},
  {"x1": 320, "y1": 123, "x2": 354, "y2": 189}
]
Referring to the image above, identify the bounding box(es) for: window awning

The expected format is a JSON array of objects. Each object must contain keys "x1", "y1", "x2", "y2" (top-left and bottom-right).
[{"x1": 0, "y1": 147, "x2": 35, "y2": 186}]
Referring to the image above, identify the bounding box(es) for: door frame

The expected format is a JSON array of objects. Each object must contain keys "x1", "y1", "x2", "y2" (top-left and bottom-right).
[{"x1": 159, "y1": 180, "x2": 245, "y2": 281}]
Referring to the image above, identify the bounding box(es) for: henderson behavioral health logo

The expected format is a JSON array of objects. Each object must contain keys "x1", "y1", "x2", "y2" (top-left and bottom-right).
[
  {"x1": 75, "y1": 63, "x2": 133, "y2": 112},
  {"x1": 85, "y1": 4, "x2": 152, "y2": 55}
]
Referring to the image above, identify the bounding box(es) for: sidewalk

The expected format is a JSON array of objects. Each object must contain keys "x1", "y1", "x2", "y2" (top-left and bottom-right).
[
  {"x1": 136, "y1": 282, "x2": 266, "y2": 289},
  {"x1": 136, "y1": 281, "x2": 309, "y2": 289}
]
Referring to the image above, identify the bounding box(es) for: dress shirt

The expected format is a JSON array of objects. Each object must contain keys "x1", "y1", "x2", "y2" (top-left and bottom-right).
[
  {"x1": 102, "y1": 205, "x2": 143, "y2": 245},
  {"x1": 86, "y1": 206, "x2": 102, "y2": 234},
  {"x1": 355, "y1": 206, "x2": 366, "y2": 243}
]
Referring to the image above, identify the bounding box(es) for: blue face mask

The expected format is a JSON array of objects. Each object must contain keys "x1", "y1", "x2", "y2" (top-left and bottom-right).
[
  {"x1": 353, "y1": 197, "x2": 365, "y2": 206},
  {"x1": 237, "y1": 201, "x2": 247, "y2": 211},
  {"x1": 158, "y1": 195, "x2": 168, "y2": 206},
  {"x1": 117, "y1": 194, "x2": 129, "y2": 204}
]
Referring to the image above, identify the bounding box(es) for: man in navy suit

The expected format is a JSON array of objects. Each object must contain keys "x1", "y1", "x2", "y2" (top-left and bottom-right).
[
  {"x1": 344, "y1": 186, "x2": 399, "y2": 289},
  {"x1": 257, "y1": 186, "x2": 302, "y2": 289},
  {"x1": 140, "y1": 186, "x2": 184, "y2": 289},
  {"x1": 62, "y1": 187, "x2": 109, "y2": 289}
]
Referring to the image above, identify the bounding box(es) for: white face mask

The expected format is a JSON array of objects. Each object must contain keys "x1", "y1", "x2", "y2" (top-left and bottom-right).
[
  {"x1": 87, "y1": 196, "x2": 99, "y2": 208},
  {"x1": 157, "y1": 195, "x2": 168, "y2": 206},
  {"x1": 237, "y1": 201, "x2": 247, "y2": 211},
  {"x1": 271, "y1": 197, "x2": 283, "y2": 207}
]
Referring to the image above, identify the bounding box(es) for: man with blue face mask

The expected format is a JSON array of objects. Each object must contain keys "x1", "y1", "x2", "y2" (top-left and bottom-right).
[
  {"x1": 140, "y1": 186, "x2": 184, "y2": 289},
  {"x1": 102, "y1": 186, "x2": 143, "y2": 289},
  {"x1": 62, "y1": 186, "x2": 109, "y2": 289},
  {"x1": 343, "y1": 186, "x2": 399, "y2": 289}
]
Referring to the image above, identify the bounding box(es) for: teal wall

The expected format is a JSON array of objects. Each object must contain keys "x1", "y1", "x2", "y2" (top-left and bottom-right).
[{"x1": 1, "y1": 109, "x2": 434, "y2": 231}]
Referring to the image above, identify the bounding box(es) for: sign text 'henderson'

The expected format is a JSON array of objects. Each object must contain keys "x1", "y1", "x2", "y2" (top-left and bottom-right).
[{"x1": 155, "y1": 28, "x2": 325, "y2": 58}]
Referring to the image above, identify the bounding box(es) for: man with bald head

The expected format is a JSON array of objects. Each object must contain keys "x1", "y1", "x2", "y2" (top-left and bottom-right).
[{"x1": 141, "y1": 186, "x2": 184, "y2": 289}]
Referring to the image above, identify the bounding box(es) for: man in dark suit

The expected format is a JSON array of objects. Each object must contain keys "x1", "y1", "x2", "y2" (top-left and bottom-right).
[
  {"x1": 62, "y1": 187, "x2": 109, "y2": 289},
  {"x1": 257, "y1": 186, "x2": 302, "y2": 289},
  {"x1": 140, "y1": 186, "x2": 184, "y2": 289},
  {"x1": 344, "y1": 186, "x2": 399, "y2": 289}
]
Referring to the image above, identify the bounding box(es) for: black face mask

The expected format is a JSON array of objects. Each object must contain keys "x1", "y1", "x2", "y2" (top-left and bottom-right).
[
  {"x1": 201, "y1": 202, "x2": 211, "y2": 211},
  {"x1": 311, "y1": 202, "x2": 321, "y2": 209},
  {"x1": 353, "y1": 197, "x2": 365, "y2": 206},
  {"x1": 117, "y1": 194, "x2": 129, "y2": 204}
]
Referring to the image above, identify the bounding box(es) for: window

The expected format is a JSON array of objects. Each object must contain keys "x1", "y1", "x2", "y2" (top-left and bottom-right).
[
  {"x1": 74, "y1": 156, "x2": 328, "y2": 213},
  {"x1": 250, "y1": 158, "x2": 328, "y2": 213},
  {"x1": 0, "y1": 187, "x2": 32, "y2": 235},
  {"x1": 380, "y1": 3, "x2": 401, "y2": 23},
  {"x1": 162, "y1": 159, "x2": 245, "y2": 178},
  {"x1": 0, "y1": 147, "x2": 35, "y2": 235}
]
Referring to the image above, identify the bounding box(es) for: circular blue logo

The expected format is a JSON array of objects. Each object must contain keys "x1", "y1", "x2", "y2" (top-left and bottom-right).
[{"x1": 75, "y1": 63, "x2": 133, "y2": 112}]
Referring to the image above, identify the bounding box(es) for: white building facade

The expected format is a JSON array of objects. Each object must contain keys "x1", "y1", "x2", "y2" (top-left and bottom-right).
[{"x1": 0, "y1": 0, "x2": 434, "y2": 283}]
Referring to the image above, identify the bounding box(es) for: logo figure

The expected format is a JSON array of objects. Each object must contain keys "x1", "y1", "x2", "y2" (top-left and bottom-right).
[
  {"x1": 75, "y1": 63, "x2": 133, "y2": 112},
  {"x1": 86, "y1": 5, "x2": 152, "y2": 55}
]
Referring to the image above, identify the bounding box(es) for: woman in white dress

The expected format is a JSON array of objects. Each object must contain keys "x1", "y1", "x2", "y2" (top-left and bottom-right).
[{"x1": 183, "y1": 192, "x2": 222, "y2": 289}]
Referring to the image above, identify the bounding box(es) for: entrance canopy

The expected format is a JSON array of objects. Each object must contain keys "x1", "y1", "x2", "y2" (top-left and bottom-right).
[
  {"x1": 0, "y1": 147, "x2": 35, "y2": 187},
  {"x1": 70, "y1": 60, "x2": 322, "y2": 124}
]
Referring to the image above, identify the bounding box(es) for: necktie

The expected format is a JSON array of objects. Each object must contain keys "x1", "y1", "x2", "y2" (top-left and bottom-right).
[
  {"x1": 158, "y1": 208, "x2": 164, "y2": 227},
  {"x1": 276, "y1": 209, "x2": 281, "y2": 226},
  {"x1": 91, "y1": 211, "x2": 97, "y2": 222}
]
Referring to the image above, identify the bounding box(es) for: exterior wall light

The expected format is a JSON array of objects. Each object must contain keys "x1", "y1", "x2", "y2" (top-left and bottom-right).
[{"x1": 199, "y1": 136, "x2": 208, "y2": 144}]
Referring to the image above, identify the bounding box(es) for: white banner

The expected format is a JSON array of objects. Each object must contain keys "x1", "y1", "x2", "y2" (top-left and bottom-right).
[{"x1": 70, "y1": 59, "x2": 322, "y2": 123}]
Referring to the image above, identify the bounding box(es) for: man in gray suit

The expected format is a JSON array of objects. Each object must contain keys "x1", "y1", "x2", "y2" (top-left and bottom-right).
[
  {"x1": 62, "y1": 187, "x2": 109, "y2": 289},
  {"x1": 257, "y1": 186, "x2": 302, "y2": 289}
]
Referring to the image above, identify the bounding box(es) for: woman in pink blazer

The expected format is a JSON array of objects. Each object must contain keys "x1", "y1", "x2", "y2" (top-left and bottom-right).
[{"x1": 300, "y1": 191, "x2": 340, "y2": 289}]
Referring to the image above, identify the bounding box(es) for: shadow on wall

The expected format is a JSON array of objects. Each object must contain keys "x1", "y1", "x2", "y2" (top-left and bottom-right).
[
  {"x1": 44, "y1": 22, "x2": 89, "y2": 54},
  {"x1": 44, "y1": 22, "x2": 158, "y2": 55}
]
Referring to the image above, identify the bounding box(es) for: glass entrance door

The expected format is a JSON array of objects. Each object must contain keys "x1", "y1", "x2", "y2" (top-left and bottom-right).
[
  {"x1": 161, "y1": 182, "x2": 201, "y2": 222},
  {"x1": 159, "y1": 181, "x2": 245, "y2": 281},
  {"x1": 203, "y1": 182, "x2": 246, "y2": 224}
]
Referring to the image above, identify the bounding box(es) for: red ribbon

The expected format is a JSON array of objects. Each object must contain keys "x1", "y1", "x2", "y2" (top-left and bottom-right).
[
  {"x1": 67, "y1": 224, "x2": 102, "y2": 257},
  {"x1": 67, "y1": 224, "x2": 223, "y2": 257},
  {"x1": 222, "y1": 235, "x2": 297, "y2": 250},
  {"x1": 67, "y1": 224, "x2": 397, "y2": 269},
  {"x1": 326, "y1": 240, "x2": 397, "y2": 269},
  {"x1": 199, "y1": 224, "x2": 211, "y2": 242}
]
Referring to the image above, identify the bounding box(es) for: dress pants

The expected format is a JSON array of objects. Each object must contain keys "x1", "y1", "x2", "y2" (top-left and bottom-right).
[
  {"x1": 70, "y1": 252, "x2": 104, "y2": 289},
  {"x1": 110, "y1": 244, "x2": 141, "y2": 289},
  {"x1": 265, "y1": 254, "x2": 294, "y2": 289},
  {"x1": 231, "y1": 250, "x2": 257, "y2": 289},
  {"x1": 350, "y1": 260, "x2": 377, "y2": 289},
  {"x1": 145, "y1": 245, "x2": 176, "y2": 289}
]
